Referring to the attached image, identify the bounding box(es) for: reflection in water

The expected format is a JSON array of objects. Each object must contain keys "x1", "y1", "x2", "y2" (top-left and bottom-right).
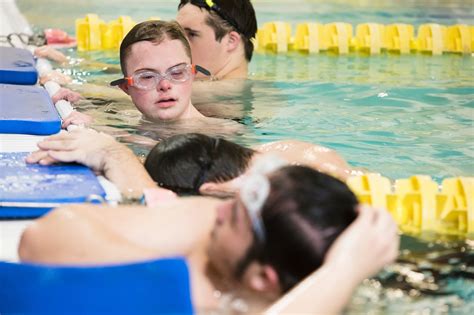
[{"x1": 349, "y1": 235, "x2": 474, "y2": 314}]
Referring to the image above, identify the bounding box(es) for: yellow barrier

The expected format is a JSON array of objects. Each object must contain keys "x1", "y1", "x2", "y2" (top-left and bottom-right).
[
  {"x1": 446, "y1": 24, "x2": 472, "y2": 54},
  {"x1": 293, "y1": 22, "x2": 325, "y2": 53},
  {"x1": 75, "y1": 15, "x2": 162, "y2": 51},
  {"x1": 417, "y1": 24, "x2": 448, "y2": 55},
  {"x1": 256, "y1": 22, "x2": 292, "y2": 53},
  {"x1": 355, "y1": 23, "x2": 385, "y2": 54},
  {"x1": 76, "y1": 15, "x2": 473, "y2": 55},
  {"x1": 384, "y1": 24, "x2": 415, "y2": 54},
  {"x1": 323, "y1": 22, "x2": 353, "y2": 54},
  {"x1": 254, "y1": 21, "x2": 472, "y2": 55},
  {"x1": 348, "y1": 174, "x2": 474, "y2": 237},
  {"x1": 76, "y1": 14, "x2": 106, "y2": 51}
]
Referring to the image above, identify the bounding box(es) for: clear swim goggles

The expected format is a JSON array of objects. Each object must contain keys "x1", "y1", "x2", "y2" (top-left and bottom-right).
[
  {"x1": 238, "y1": 155, "x2": 288, "y2": 244},
  {"x1": 110, "y1": 63, "x2": 210, "y2": 90}
]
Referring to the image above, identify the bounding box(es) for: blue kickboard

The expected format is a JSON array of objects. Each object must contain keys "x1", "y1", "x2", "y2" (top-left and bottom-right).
[
  {"x1": 0, "y1": 258, "x2": 194, "y2": 314},
  {"x1": 0, "y1": 83, "x2": 61, "y2": 135},
  {"x1": 0, "y1": 47, "x2": 38, "y2": 85},
  {"x1": 0, "y1": 152, "x2": 106, "y2": 218}
]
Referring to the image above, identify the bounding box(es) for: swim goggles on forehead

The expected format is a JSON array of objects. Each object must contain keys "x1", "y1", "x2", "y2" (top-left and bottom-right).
[
  {"x1": 110, "y1": 64, "x2": 210, "y2": 90},
  {"x1": 192, "y1": 0, "x2": 246, "y2": 36},
  {"x1": 238, "y1": 155, "x2": 288, "y2": 244}
]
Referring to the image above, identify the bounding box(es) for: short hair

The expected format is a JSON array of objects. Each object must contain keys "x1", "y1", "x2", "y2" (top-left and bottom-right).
[
  {"x1": 178, "y1": 0, "x2": 258, "y2": 61},
  {"x1": 144, "y1": 133, "x2": 256, "y2": 195},
  {"x1": 235, "y1": 166, "x2": 358, "y2": 292},
  {"x1": 119, "y1": 20, "x2": 192, "y2": 75}
]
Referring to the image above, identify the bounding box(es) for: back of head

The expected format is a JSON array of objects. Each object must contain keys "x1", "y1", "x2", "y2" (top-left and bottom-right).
[
  {"x1": 178, "y1": 0, "x2": 258, "y2": 61},
  {"x1": 119, "y1": 20, "x2": 192, "y2": 75},
  {"x1": 144, "y1": 133, "x2": 255, "y2": 195},
  {"x1": 259, "y1": 166, "x2": 358, "y2": 292}
]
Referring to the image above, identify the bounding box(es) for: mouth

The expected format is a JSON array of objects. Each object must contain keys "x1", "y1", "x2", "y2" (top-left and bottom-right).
[{"x1": 155, "y1": 97, "x2": 177, "y2": 108}]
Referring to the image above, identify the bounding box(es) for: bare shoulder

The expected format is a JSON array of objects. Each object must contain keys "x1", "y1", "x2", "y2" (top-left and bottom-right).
[{"x1": 255, "y1": 139, "x2": 330, "y2": 153}]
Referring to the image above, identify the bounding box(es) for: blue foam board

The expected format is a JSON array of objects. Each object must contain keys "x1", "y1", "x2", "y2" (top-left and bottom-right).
[
  {"x1": 0, "y1": 47, "x2": 38, "y2": 85},
  {"x1": 0, "y1": 258, "x2": 194, "y2": 314},
  {"x1": 0, "y1": 152, "x2": 106, "y2": 218},
  {"x1": 0, "y1": 83, "x2": 61, "y2": 135}
]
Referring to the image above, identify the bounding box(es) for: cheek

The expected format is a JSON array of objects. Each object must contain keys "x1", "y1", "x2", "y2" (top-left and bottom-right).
[
  {"x1": 177, "y1": 83, "x2": 192, "y2": 100},
  {"x1": 129, "y1": 91, "x2": 154, "y2": 109}
]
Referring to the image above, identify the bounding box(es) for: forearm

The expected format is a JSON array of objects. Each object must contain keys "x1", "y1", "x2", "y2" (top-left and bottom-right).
[
  {"x1": 103, "y1": 145, "x2": 157, "y2": 197},
  {"x1": 264, "y1": 262, "x2": 361, "y2": 315}
]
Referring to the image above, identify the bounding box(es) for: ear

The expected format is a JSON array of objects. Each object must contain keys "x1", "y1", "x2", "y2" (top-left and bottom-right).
[
  {"x1": 225, "y1": 31, "x2": 241, "y2": 53},
  {"x1": 118, "y1": 82, "x2": 130, "y2": 95},
  {"x1": 199, "y1": 176, "x2": 242, "y2": 197},
  {"x1": 199, "y1": 181, "x2": 236, "y2": 197},
  {"x1": 246, "y1": 263, "x2": 281, "y2": 296}
]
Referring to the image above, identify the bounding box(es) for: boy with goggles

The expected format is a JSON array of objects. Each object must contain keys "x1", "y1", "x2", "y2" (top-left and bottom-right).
[
  {"x1": 110, "y1": 20, "x2": 211, "y2": 122},
  {"x1": 177, "y1": 0, "x2": 257, "y2": 80}
]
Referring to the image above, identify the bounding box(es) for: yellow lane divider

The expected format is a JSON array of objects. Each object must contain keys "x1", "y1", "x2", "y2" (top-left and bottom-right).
[{"x1": 348, "y1": 174, "x2": 474, "y2": 237}]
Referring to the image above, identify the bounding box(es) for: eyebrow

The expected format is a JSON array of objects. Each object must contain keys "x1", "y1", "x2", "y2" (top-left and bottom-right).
[
  {"x1": 183, "y1": 27, "x2": 200, "y2": 34},
  {"x1": 133, "y1": 62, "x2": 188, "y2": 74}
]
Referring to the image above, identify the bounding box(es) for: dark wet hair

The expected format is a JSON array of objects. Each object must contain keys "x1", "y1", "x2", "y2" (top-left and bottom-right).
[
  {"x1": 178, "y1": 0, "x2": 258, "y2": 61},
  {"x1": 119, "y1": 20, "x2": 192, "y2": 75},
  {"x1": 235, "y1": 166, "x2": 358, "y2": 292},
  {"x1": 144, "y1": 133, "x2": 256, "y2": 195}
]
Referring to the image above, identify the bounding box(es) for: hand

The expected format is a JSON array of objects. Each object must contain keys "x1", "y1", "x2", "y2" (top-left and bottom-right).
[
  {"x1": 52, "y1": 87, "x2": 83, "y2": 104},
  {"x1": 324, "y1": 205, "x2": 400, "y2": 284},
  {"x1": 34, "y1": 45, "x2": 68, "y2": 64},
  {"x1": 39, "y1": 70, "x2": 72, "y2": 85},
  {"x1": 62, "y1": 111, "x2": 93, "y2": 129},
  {"x1": 26, "y1": 129, "x2": 125, "y2": 172}
]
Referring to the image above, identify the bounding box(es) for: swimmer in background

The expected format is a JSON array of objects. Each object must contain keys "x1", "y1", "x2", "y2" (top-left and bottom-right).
[
  {"x1": 176, "y1": 0, "x2": 257, "y2": 80},
  {"x1": 175, "y1": 0, "x2": 258, "y2": 118}
]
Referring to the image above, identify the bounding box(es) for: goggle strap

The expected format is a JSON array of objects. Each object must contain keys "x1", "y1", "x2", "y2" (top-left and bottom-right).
[
  {"x1": 110, "y1": 77, "x2": 133, "y2": 87},
  {"x1": 194, "y1": 64, "x2": 211, "y2": 76}
]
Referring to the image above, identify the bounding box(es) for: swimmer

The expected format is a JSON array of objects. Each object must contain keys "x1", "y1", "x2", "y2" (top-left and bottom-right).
[
  {"x1": 110, "y1": 19, "x2": 207, "y2": 122},
  {"x1": 145, "y1": 133, "x2": 360, "y2": 196},
  {"x1": 176, "y1": 0, "x2": 257, "y2": 80},
  {"x1": 26, "y1": 130, "x2": 359, "y2": 198},
  {"x1": 18, "y1": 164, "x2": 399, "y2": 313}
]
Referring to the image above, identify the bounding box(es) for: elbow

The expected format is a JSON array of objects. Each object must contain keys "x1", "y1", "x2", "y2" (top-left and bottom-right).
[{"x1": 18, "y1": 223, "x2": 42, "y2": 262}]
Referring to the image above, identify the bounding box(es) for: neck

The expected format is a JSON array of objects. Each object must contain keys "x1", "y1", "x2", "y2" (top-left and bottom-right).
[
  {"x1": 179, "y1": 101, "x2": 205, "y2": 119},
  {"x1": 214, "y1": 55, "x2": 248, "y2": 80}
]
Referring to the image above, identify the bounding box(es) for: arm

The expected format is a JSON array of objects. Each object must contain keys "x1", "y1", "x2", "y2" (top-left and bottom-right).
[
  {"x1": 264, "y1": 206, "x2": 399, "y2": 314},
  {"x1": 26, "y1": 129, "x2": 156, "y2": 197},
  {"x1": 19, "y1": 197, "x2": 218, "y2": 265}
]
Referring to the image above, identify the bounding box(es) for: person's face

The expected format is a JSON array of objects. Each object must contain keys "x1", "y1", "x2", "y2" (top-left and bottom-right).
[
  {"x1": 121, "y1": 39, "x2": 194, "y2": 121},
  {"x1": 207, "y1": 197, "x2": 255, "y2": 280},
  {"x1": 176, "y1": 4, "x2": 228, "y2": 77}
]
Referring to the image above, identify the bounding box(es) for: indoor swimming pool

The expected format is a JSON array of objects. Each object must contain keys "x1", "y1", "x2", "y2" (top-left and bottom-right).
[{"x1": 13, "y1": 0, "x2": 474, "y2": 313}]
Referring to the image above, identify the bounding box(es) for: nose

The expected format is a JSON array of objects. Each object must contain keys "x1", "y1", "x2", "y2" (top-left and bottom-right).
[{"x1": 156, "y1": 77, "x2": 171, "y2": 92}]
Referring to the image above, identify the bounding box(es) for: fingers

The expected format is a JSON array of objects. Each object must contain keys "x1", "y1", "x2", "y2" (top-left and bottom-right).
[
  {"x1": 25, "y1": 150, "x2": 50, "y2": 164},
  {"x1": 48, "y1": 150, "x2": 82, "y2": 163},
  {"x1": 26, "y1": 150, "x2": 61, "y2": 165},
  {"x1": 51, "y1": 88, "x2": 83, "y2": 104}
]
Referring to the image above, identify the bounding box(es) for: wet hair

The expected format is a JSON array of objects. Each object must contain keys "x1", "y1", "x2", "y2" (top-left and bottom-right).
[
  {"x1": 144, "y1": 133, "x2": 256, "y2": 195},
  {"x1": 235, "y1": 166, "x2": 358, "y2": 292},
  {"x1": 119, "y1": 20, "x2": 192, "y2": 75},
  {"x1": 178, "y1": 0, "x2": 258, "y2": 61}
]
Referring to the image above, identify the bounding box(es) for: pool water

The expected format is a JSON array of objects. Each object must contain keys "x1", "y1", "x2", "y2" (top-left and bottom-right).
[{"x1": 16, "y1": 0, "x2": 474, "y2": 313}]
